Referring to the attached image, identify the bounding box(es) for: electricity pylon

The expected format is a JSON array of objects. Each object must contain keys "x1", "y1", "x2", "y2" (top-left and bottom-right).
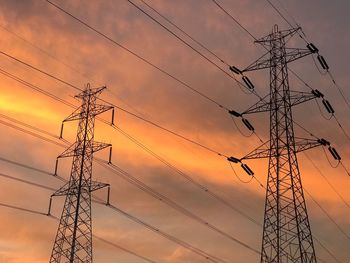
[
  {"x1": 228, "y1": 25, "x2": 341, "y2": 262},
  {"x1": 48, "y1": 84, "x2": 113, "y2": 263}
]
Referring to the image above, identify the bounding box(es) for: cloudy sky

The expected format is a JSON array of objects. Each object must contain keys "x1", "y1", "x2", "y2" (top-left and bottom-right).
[{"x1": 0, "y1": 0, "x2": 349, "y2": 262}]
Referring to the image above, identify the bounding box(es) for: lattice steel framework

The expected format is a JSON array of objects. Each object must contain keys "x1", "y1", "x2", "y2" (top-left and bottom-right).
[
  {"x1": 257, "y1": 26, "x2": 317, "y2": 263},
  {"x1": 48, "y1": 84, "x2": 113, "y2": 263},
  {"x1": 231, "y1": 25, "x2": 327, "y2": 263}
]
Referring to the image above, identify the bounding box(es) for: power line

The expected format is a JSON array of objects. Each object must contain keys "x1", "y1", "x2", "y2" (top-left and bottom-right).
[
  {"x1": 211, "y1": 0, "x2": 350, "y2": 149},
  {"x1": 44, "y1": 0, "x2": 228, "y2": 110},
  {"x1": 1, "y1": 4, "x2": 346, "y2": 262},
  {"x1": 0, "y1": 23, "x2": 150, "y2": 116},
  {"x1": 0, "y1": 113, "x2": 62, "y2": 141},
  {"x1": 304, "y1": 188, "x2": 350, "y2": 242},
  {"x1": 0, "y1": 67, "x2": 76, "y2": 108},
  {"x1": 2, "y1": 37, "x2": 347, "y2": 249},
  {"x1": 0, "y1": 172, "x2": 56, "y2": 191},
  {"x1": 0, "y1": 119, "x2": 65, "y2": 147},
  {"x1": 0, "y1": 200, "x2": 160, "y2": 263},
  {"x1": 0, "y1": 116, "x2": 228, "y2": 262},
  {"x1": 0, "y1": 201, "x2": 47, "y2": 216},
  {"x1": 265, "y1": 0, "x2": 350, "y2": 110},
  {"x1": 0, "y1": 24, "x2": 94, "y2": 84},
  {"x1": 92, "y1": 235, "x2": 159, "y2": 263},
  {"x1": 1, "y1": 60, "x2": 263, "y2": 227},
  {"x1": 126, "y1": 0, "x2": 240, "y2": 85},
  {"x1": 0, "y1": 51, "x2": 228, "y2": 158},
  {"x1": 95, "y1": 159, "x2": 260, "y2": 255},
  {"x1": 139, "y1": 0, "x2": 230, "y2": 66},
  {"x1": 2, "y1": 44, "x2": 328, "y2": 174},
  {"x1": 0, "y1": 138, "x2": 227, "y2": 263},
  {"x1": 210, "y1": 0, "x2": 258, "y2": 41},
  {"x1": 0, "y1": 156, "x2": 49, "y2": 175},
  {"x1": 2, "y1": 118, "x2": 342, "y2": 262},
  {"x1": 0, "y1": 116, "x2": 340, "y2": 263},
  {"x1": 0, "y1": 67, "x2": 263, "y2": 229},
  {"x1": 264, "y1": 0, "x2": 296, "y2": 32},
  {"x1": 303, "y1": 152, "x2": 350, "y2": 210},
  {"x1": 113, "y1": 125, "x2": 260, "y2": 226},
  {"x1": 0, "y1": 56, "x2": 266, "y2": 230},
  {"x1": 0, "y1": 50, "x2": 81, "y2": 91},
  {"x1": 93, "y1": 200, "x2": 229, "y2": 263},
  {"x1": 1, "y1": 16, "x2": 323, "y2": 166}
]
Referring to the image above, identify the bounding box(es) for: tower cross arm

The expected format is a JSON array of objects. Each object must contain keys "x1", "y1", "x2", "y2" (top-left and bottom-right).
[
  {"x1": 293, "y1": 137, "x2": 326, "y2": 153},
  {"x1": 51, "y1": 181, "x2": 110, "y2": 197},
  {"x1": 63, "y1": 104, "x2": 113, "y2": 123},
  {"x1": 241, "y1": 140, "x2": 271, "y2": 160},
  {"x1": 92, "y1": 104, "x2": 113, "y2": 116},
  {"x1": 58, "y1": 141, "x2": 111, "y2": 158},
  {"x1": 243, "y1": 48, "x2": 313, "y2": 72},
  {"x1": 241, "y1": 138, "x2": 327, "y2": 161},
  {"x1": 241, "y1": 90, "x2": 318, "y2": 116}
]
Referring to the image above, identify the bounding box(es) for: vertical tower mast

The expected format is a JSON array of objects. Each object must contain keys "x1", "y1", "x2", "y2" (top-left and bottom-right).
[
  {"x1": 227, "y1": 25, "x2": 336, "y2": 262},
  {"x1": 261, "y1": 25, "x2": 316, "y2": 263},
  {"x1": 49, "y1": 84, "x2": 113, "y2": 263}
]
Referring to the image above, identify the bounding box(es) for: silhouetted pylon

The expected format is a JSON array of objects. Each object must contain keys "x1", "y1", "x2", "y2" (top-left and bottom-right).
[
  {"x1": 228, "y1": 25, "x2": 340, "y2": 262},
  {"x1": 48, "y1": 84, "x2": 113, "y2": 263}
]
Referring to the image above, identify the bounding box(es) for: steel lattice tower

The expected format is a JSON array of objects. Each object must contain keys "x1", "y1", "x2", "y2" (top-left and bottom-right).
[
  {"x1": 257, "y1": 26, "x2": 317, "y2": 263},
  {"x1": 228, "y1": 25, "x2": 337, "y2": 262},
  {"x1": 48, "y1": 84, "x2": 113, "y2": 263}
]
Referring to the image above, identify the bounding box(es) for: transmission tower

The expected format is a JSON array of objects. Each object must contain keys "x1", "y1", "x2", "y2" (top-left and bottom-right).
[
  {"x1": 48, "y1": 84, "x2": 113, "y2": 263},
  {"x1": 228, "y1": 25, "x2": 342, "y2": 263}
]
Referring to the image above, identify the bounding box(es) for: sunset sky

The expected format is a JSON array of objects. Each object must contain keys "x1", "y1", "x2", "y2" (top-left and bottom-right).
[{"x1": 0, "y1": 0, "x2": 349, "y2": 262}]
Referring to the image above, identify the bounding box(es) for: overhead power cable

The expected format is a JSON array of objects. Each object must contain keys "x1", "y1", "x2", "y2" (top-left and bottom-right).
[
  {"x1": 0, "y1": 156, "x2": 227, "y2": 262},
  {"x1": 0, "y1": 118, "x2": 341, "y2": 263},
  {"x1": 0, "y1": 118, "x2": 65, "y2": 148},
  {"x1": 44, "y1": 0, "x2": 228, "y2": 110},
  {"x1": 0, "y1": 199, "x2": 160, "y2": 263},
  {"x1": 265, "y1": 0, "x2": 296, "y2": 33},
  {"x1": 0, "y1": 172, "x2": 56, "y2": 191},
  {"x1": 304, "y1": 188, "x2": 350, "y2": 242},
  {"x1": 0, "y1": 71, "x2": 254, "y2": 227},
  {"x1": 0, "y1": 118, "x2": 230, "y2": 263},
  {"x1": 211, "y1": 0, "x2": 350, "y2": 147},
  {"x1": 2, "y1": 39, "x2": 327, "y2": 170},
  {"x1": 94, "y1": 200, "x2": 229, "y2": 263},
  {"x1": 0, "y1": 67, "x2": 264, "y2": 227},
  {"x1": 92, "y1": 235, "x2": 159, "y2": 263},
  {"x1": 265, "y1": 0, "x2": 350, "y2": 109},
  {"x1": 0, "y1": 53, "x2": 227, "y2": 158},
  {"x1": 139, "y1": 0, "x2": 230, "y2": 66},
  {"x1": 0, "y1": 24, "x2": 93, "y2": 83},
  {"x1": 0, "y1": 67, "x2": 76, "y2": 108},
  {"x1": 113, "y1": 125, "x2": 260, "y2": 226},
  {"x1": 210, "y1": 0, "x2": 258, "y2": 41},
  {"x1": 303, "y1": 152, "x2": 350, "y2": 210},
  {"x1": 0, "y1": 201, "x2": 47, "y2": 216},
  {"x1": 0, "y1": 23, "x2": 155, "y2": 115},
  {"x1": 126, "y1": 0, "x2": 240, "y2": 85},
  {"x1": 95, "y1": 159, "x2": 260, "y2": 255}
]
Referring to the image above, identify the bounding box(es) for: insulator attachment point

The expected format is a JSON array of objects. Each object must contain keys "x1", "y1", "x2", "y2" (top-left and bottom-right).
[
  {"x1": 229, "y1": 65, "x2": 242, "y2": 74},
  {"x1": 317, "y1": 55, "x2": 329, "y2": 70},
  {"x1": 241, "y1": 163, "x2": 254, "y2": 176},
  {"x1": 227, "y1": 156, "x2": 240, "y2": 163},
  {"x1": 317, "y1": 138, "x2": 330, "y2": 146},
  {"x1": 242, "y1": 76, "x2": 255, "y2": 90},
  {"x1": 242, "y1": 118, "x2": 255, "y2": 131},
  {"x1": 328, "y1": 147, "x2": 341, "y2": 161},
  {"x1": 322, "y1": 99, "x2": 335, "y2": 114},
  {"x1": 228, "y1": 110, "x2": 241, "y2": 117},
  {"x1": 307, "y1": 43, "x2": 319, "y2": 53},
  {"x1": 312, "y1": 89, "x2": 324, "y2": 98}
]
